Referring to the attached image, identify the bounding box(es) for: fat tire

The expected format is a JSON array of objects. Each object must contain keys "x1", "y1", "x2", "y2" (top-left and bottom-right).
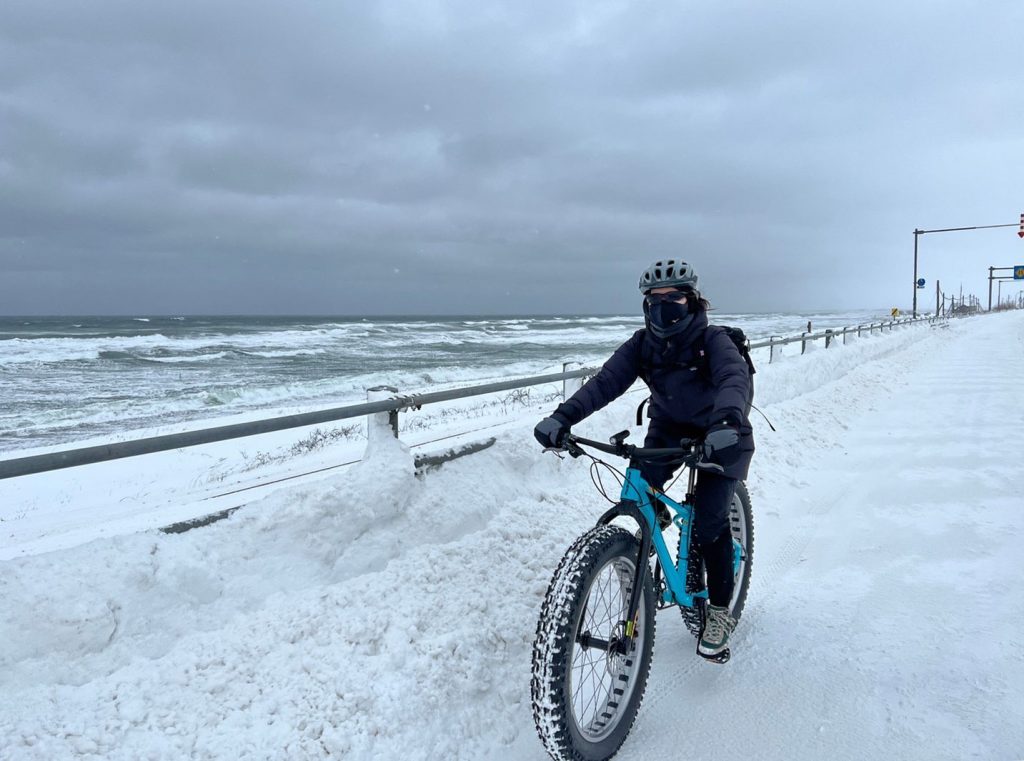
[
  {"x1": 681, "y1": 480, "x2": 755, "y2": 637},
  {"x1": 531, "y1": 525, "x2": 656, "y2": 761}
]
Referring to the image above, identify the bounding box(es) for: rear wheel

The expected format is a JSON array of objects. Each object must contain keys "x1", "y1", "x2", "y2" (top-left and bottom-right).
[
  {"x1": 532, "y1": 526, "x2": 656, "y2": 761},
  {"x1": 681, "y1": 480, "x2": 755, "y2": 637},
  {"x1": 727, "y1": 480, "x2": 754, "y2": 620}
]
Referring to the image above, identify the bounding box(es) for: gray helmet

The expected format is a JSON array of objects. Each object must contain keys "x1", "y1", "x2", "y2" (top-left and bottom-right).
[{"x1": 638, "y1": 259, "x2": 698, "y2": 293}]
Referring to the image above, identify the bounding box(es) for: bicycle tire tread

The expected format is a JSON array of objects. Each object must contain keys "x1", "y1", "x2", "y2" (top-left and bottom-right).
[{"x1": 531, "y1": 525, "x2": 656, "y2": 761}]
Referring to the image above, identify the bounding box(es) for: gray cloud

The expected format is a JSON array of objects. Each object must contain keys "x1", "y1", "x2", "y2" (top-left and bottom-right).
[{"x1": 1, "y1": 0, "x2": 1022, "y2": 315}]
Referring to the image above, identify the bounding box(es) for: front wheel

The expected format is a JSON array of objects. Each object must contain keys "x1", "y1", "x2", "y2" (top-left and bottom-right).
[{"x1": 531, "y1": 525, "x2": 656, "y2": 761}]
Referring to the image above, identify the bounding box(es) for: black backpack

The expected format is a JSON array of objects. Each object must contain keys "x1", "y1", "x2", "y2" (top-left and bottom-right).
[{"x1": 705, "y1": 325, "x2": 756, "y2": 380}]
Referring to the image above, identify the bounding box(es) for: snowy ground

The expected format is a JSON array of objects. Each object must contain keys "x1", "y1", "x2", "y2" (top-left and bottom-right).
[{"x1": 1, "y1": 313, "x2": 1022, "y2": 760}]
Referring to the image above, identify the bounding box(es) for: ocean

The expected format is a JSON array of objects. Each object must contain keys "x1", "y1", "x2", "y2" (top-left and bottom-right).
[{"x1": 0, "y1": 311, "x2": 886, "y2": 453}]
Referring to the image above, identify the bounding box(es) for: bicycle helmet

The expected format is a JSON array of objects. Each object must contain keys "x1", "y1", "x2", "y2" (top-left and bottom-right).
[{"x1": 638, "y1": 259, "x2": 698, "y2": 293}]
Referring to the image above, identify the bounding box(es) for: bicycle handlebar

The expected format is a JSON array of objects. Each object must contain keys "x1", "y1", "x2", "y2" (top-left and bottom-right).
[{"x1": 562, "y1": 433, "x2": 704, "y2": 465}]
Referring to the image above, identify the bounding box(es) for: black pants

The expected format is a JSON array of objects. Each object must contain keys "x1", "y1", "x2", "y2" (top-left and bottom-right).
[{"x1": 642, "y1": 422, "x2": 737, "y2": 607}]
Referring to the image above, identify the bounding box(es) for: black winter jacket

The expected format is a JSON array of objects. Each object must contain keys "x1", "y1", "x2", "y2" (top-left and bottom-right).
[{"x1": 553, "y1": 311, "x2": 755, "y2": 480}]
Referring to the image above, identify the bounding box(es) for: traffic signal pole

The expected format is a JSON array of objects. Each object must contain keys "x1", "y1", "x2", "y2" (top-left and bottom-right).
[
  {"x1": 913, "y1": 230, "x2": 920, "y2": 318},
  {"x1": 911, "y1": 221, "x2": 1020, "y2": 317}
]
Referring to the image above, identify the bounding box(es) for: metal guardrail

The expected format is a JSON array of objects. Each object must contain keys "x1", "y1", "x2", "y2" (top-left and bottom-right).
[
  {"x1": 749, "y1": 315, "x2": 937, "y2": 359},
  {"x1": 0, "y1": 369, "x2": 590, "y2": 480},
  {"x1": 0, "y1": 315, "x2": 940, "y2": 481}
]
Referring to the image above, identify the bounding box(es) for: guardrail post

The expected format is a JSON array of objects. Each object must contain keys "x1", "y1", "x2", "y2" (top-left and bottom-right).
[
  {"x1": 769, "y1": 336, "x2": 781, "y2": 363},
  {"x1": 801, "y1": 331, "x2": 809, "y2": 354},
  {"x1": 825, "y1": 329, "x2": 834, "y2": 349},
  {"x1": 563, "y1": 362, "x2": 584, "y2": 400},
  {"x1": 366, "y1": 385, "x2": 399, "y2": 442}
]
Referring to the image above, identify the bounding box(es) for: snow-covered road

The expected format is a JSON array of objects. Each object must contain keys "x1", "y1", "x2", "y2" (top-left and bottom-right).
[
  {"x1": 624, "y1": 314, "x2": 1024, "y2": 761},
  {"x1": 1, "y1": 313, "x2": 1022, "y2": 760}
]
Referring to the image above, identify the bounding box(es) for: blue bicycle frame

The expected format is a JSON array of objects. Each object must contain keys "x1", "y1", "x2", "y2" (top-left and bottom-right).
[{"x1": 612, "y1": 465, "x2": 742, "y2": 610}]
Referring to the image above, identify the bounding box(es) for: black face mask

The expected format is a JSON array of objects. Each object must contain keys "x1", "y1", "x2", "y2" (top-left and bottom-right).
[{"x1": 644, "y1": 300, "x2": 694, "y2": 338}]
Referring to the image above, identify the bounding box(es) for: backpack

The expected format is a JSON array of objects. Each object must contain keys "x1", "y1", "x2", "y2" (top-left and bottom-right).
[{"x1": 703, "y1": 325, "x2": 756, "y2": 381}]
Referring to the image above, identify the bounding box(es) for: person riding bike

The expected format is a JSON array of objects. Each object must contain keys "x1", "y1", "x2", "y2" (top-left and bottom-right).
[{"x1": 533, "y1": 259, "x2": 754, "y2": 659}]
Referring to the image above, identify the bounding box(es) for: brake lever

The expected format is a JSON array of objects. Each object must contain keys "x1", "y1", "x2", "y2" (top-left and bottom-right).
[
  {"x1": 564, "y1": 440, "x2": 584, "y2": 459},
  {"x1": 677, "y1": 438, "x2": 721, "y2": 473},
  {"x1": 543, "y1": 438, "x2": 584, "y2": 459},
  {"x1": 693, "y1": 460, "x2": 726, "y2": 474}
]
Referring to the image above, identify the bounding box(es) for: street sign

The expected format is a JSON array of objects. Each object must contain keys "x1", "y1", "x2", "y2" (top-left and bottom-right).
[
  {"x1": 1014, "y1": 265, "x2": 1024, "y2": 280},
  {"x1": 916, "y1": 278, "x2": 926, "y2": 288}
]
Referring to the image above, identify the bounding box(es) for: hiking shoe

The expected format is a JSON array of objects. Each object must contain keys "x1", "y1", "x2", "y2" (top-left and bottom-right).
[{"x1": 698, "y1": 604, "x2": 736, "y2": 657}]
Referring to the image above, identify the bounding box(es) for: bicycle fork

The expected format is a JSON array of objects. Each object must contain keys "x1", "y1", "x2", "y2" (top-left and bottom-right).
[{"x1": 582, "y1": 498, "x2": 655, "y2": 656}]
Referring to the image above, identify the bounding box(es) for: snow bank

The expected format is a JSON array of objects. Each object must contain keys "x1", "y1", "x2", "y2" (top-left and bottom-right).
[{"x1": 3, "y1": 315, "x2": 1022, "y2": 760}]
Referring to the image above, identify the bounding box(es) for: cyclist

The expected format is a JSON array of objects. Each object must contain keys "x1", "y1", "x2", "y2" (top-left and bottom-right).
[{"x1": 533, "y1": 259, "x2": 754, "y2": 660}]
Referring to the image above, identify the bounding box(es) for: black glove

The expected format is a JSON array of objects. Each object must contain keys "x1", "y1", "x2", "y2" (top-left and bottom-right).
[
  {"x1": 534, "y1": 414, "x2": 571, "y2": 449},
  {"x1": 702, "y1": 421, "x2": 740, "y2": 466}
]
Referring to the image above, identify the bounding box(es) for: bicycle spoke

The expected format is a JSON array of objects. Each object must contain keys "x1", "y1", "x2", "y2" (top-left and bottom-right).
[
  {"x1": 573, "y1": 649, "x2": 603, "y2": 712},
  {"x1": 579, "y1": 666, "x2": 604, "y2": 725},
  {"x1": 594, "y1": 577, "x2": 613, "y2": 630},
  {"x1": 579, "y1": 658, "x2": 606, "y2": 725}
]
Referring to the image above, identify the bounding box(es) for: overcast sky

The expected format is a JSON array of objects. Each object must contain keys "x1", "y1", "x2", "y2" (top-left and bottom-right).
[{"x1": 1, "y1": 0, "x2": 1022, "y2": 316}]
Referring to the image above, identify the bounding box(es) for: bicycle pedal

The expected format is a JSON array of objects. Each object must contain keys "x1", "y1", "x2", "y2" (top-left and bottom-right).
[{"x1": 697, "y1": 648, "x2": 730, "y2": 665}]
